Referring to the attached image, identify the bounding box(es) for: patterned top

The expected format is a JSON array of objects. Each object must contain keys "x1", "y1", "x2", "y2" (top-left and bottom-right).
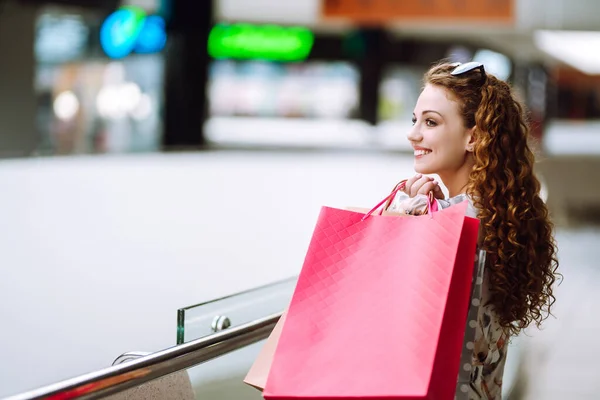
[{"x1": 389, "y1": 193, "x2": 509, "y2": 400}]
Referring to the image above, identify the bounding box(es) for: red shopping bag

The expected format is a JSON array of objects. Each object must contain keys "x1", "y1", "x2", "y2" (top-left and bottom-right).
[{"x1": 263, "y1": 189, "x2": 479, "y2": 400}]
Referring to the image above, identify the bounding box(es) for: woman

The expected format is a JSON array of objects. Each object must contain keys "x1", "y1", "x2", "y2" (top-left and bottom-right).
[{"x1": 389, "y1": 61, "x2": 559, "y2": 399}]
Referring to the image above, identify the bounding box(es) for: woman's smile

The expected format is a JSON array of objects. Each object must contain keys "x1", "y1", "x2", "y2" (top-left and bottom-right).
[{"x1": 413, "y1": 146, "x2": 432, "y2": 158}]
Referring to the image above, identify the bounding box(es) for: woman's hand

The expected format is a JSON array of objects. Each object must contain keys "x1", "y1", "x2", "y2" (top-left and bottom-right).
[{"x1": 403, "y1": 174, "x2": 445, "y2": 199}]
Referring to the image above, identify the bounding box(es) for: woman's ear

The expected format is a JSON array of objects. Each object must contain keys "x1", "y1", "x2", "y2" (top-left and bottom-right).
[{"x1": 465, "y1": 127, "x2": 476, "y2": 152}]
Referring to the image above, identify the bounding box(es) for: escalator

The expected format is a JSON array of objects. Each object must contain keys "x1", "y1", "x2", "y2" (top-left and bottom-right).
[
  {"x1": 3, "y1": 279, "x2": 295, "y2": 400},
  {"x1": 3, "y1": 275, "x2": 521, "y2": 400}
]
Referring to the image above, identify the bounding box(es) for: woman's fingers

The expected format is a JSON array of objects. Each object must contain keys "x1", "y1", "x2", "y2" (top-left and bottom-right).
[
  {"x1": 404, "y1": 174, "x2": 444, "y2": 199},
  {"x1": 416, "y1": 180, "x2": 438, "y2": 196},
  {"x1": 417, "y1": 181, "x2": 445, "y2": 200},
  {"x1": 409, "y1": 175, "x2": 433, "y2": 197},
  {"x1": 403, "y1": 174, "x2": 422, "y2": 194}
]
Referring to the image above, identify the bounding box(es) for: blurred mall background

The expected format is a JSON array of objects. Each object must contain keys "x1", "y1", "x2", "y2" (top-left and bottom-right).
[{"x1": 0, "y1": 0, "x2": 599, "y2": 399}]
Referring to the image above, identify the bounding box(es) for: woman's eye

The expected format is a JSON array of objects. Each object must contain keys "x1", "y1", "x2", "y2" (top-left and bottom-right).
[
  {"x1": 411, "y1": 117, "x2": 417, "y2": 125},
  {"x1": 425, "y1": 119, "x2": 437, "y2": 127}
]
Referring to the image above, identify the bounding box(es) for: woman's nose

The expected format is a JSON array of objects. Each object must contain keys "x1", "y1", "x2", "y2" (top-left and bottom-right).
[{"x1": 407, "y1": 124, "x2": 422, "y2": 143}]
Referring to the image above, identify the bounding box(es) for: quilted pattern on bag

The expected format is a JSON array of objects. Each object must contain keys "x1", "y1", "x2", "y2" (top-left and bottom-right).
[{"x1": 265, "y1": 201, "x2": 476, "y2": 399}]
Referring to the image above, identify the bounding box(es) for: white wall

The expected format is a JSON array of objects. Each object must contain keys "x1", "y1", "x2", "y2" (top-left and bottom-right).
[{"x1": 0, "y1": 151, "x2": 416, "y2": 397}]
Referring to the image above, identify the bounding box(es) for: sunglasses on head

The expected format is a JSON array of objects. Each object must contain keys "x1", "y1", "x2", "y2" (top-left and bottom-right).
[{"x1": 450, "y1": 61, "x2": 486, "y2": 80}]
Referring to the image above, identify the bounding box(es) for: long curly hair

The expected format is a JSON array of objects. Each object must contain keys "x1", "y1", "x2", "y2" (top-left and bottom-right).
[{"x1": 424, "y1": 62, "x2": 559, "y2": 335}]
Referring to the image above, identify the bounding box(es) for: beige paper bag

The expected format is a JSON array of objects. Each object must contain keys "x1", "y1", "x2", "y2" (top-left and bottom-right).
[{"x1": 243, "y1": 311, "x2": 288, "y2": 391}]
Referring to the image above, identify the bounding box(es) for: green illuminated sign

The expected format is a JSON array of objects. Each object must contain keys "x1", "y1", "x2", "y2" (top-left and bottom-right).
[{"x1": 208, "y1": 23, "x2": 314, "y2": 62}]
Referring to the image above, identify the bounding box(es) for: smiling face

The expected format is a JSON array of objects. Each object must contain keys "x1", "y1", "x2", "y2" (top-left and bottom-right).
[{"x1": 407, "y1": 84, "x2": 475, "y2": 177}]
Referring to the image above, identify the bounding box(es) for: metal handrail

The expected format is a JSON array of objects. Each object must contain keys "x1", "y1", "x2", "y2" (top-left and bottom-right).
[
  {"x1": 112, "y1": 352, "x2": 151, "y2": 366},
  {"x1": 4, "y1": 312, "x2": 282, "y2": 400}
]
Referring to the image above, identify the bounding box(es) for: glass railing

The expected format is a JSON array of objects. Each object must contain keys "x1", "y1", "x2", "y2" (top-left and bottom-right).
[
  {"x1": 176, "y1": 277, "x2": 296, "y2": 344},
  {"x1": 177, "y1": 277, "x2": 296, "y2": 400},
  {"x1": 3, "y1": 278, "x2": 297, "y2": 400}
]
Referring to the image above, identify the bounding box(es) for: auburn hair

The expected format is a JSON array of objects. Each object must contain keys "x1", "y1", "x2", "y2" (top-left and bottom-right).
[{"x1": 424, "y1": 62, "x2": 559, "y2": 335}]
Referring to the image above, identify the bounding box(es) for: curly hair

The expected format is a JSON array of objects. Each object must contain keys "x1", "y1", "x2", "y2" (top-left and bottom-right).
[{"x1": 424, "y1": 62, "x2": 559, "y2": 335}]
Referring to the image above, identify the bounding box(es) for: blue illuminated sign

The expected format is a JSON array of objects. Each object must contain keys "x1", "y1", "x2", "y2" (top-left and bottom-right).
[
  {"x1": 100, "y1": 7, "x2": 167, "y2": 59},
  {"x1": 134, "y1": 16, "x2": 167, "y2": 54}
]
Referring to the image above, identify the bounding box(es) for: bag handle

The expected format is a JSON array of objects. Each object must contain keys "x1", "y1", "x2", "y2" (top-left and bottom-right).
[
  {"x1": 381, "y1": 179, "x2": 408, "y2": 212},
  {"x1": 361, "y1": 179, "x2": 438, "y2": 221}
]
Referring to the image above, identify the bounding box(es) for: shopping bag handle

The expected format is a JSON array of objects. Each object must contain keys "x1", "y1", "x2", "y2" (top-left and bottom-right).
[{"x1": 361, "y1": 179, "x2": 438, "y2": 221}]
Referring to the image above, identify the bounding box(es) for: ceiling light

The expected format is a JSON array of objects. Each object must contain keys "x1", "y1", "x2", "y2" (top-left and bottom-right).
[{"x1": 534, "y1": 30, "x2": 600, "y2": 75}]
